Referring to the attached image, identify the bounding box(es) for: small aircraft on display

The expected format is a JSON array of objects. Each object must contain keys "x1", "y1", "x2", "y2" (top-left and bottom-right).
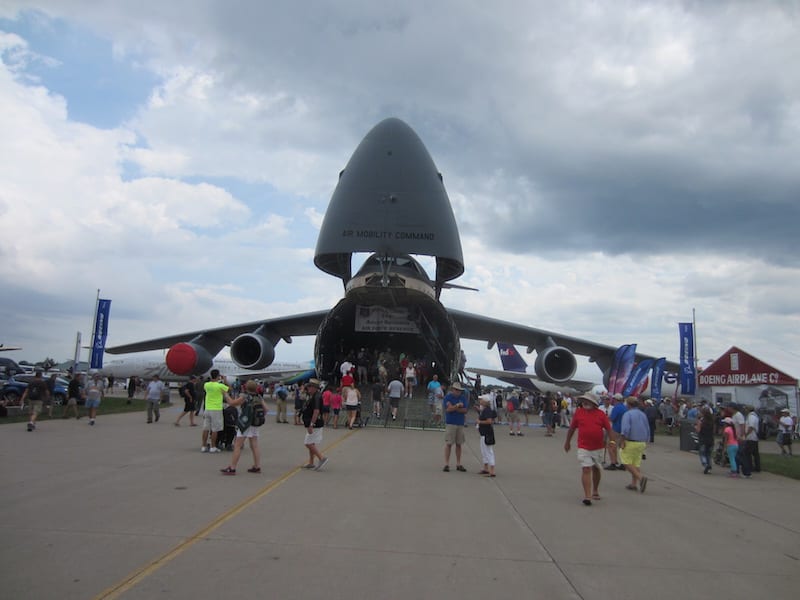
[{"x1": 108, "y1": 118, "x2": 677, "y2": 386}]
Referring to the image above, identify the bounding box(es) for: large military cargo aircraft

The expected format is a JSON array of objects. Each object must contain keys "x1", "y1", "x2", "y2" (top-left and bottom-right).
[{"x1": 107, "y1": 118, "x2": 677, "y2": 385}]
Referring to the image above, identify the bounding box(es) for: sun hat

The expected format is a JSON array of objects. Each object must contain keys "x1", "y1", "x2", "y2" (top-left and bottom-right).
[{"x1": 577, "y1": 392, "x2": 600, "y2": 406}]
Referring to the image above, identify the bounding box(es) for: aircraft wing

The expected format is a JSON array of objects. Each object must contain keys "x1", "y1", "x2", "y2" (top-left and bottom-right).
[
  {"x1": 467, "y1": 366, "x2": 596, "y2": 394},
  {"x1": 448, "y1": 309, "x2": 680, "y2": 373},
  {"x1": 106, "y1": 311, "x2": 330, "y2": 354}
]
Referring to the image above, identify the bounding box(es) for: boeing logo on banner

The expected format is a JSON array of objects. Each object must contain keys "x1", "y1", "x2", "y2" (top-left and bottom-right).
[
  {"x1": 678, "y1": 322, "x2": 696, "y2": 395},
  {"x1": 90, "y1": 299, "x2": 112, "y2": 370}
]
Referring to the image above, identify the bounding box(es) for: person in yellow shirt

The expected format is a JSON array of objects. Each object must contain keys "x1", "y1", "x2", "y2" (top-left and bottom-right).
[{"x1": 201, "y1": 369, "x2": 232, "y2": 453}]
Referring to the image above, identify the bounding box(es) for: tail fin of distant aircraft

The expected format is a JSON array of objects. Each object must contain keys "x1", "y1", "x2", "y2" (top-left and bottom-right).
[{"x1": 498, "y1": 343, "x2": 528, "y2": 373}]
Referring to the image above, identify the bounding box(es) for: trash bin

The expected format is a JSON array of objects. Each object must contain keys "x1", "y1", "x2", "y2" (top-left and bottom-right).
[{"x1": 679, "y1": 419, "x2": 699, "y2": 452}]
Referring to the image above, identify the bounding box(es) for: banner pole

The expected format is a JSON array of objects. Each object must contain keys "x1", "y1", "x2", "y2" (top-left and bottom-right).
[
  {"x1": 88, "y1": 289, "x2": 100, "y2": 368},
  {"x1": 73, "y1": 331, "x2": 82, "y2": 374}
]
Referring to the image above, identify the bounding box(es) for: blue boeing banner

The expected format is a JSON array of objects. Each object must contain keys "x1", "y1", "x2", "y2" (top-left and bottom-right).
[
  {"x1": 90, "y1": 299, "x2": 112, "y2": 369},
  {"x1": 650, "y1": 357, "x2": 667, "y2": 400},
  {"x1": 678, "y1": 322, "x2": 696, "y2": 395}
]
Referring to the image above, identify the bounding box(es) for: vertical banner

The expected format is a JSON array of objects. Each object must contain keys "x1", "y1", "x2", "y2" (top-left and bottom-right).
[
  {"x1": 622, "y1": 358, "x2": 655, "y2": 397},
  {"x1": 610, "y1": 344, "x2": 637, "y2": 394},
  {"x1": 90, "y1": 299, "x2": 112, "y2": 369},
  {"x1": 650, "y1": 357, "x2": 666, "y2": 400},
  {"x1": 678, "y1": 322, "x2": 696, "y2": 395}
]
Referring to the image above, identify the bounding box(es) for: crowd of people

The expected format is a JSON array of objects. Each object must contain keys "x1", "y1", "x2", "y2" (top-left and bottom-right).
[{"x1": 14, "y1": 362, "x2": 798, "y2": 501}]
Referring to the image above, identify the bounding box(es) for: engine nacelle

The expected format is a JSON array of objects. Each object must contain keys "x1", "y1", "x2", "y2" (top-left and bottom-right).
[
  {"x1": 230, "y1": 333, "x2": 276, "y2": 370},
  {"x1": 534, "y1": 345, "x2": 577, "y2": 384},
  {"x1": 166, "y1": 342, "x2": 214, "y2": 376}
]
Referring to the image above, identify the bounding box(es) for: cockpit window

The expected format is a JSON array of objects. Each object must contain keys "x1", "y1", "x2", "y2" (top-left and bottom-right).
[{"x1": 356, "y1": 253, "x2": 428, "y2": 279}]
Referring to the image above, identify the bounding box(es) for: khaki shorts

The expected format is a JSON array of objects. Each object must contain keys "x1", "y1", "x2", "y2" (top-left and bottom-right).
[
  {"x1": 29, "y1": 400, "x2": 43, "y2": 416},
  {"x1": 444, "y1": 424, "x2": 465, "y2": 445},
  {"x1": 236, "y1": 426, "x2": 260, "y2": 439},
  {"x1": 576, "y1": 448, "x2": 605, "y2": 468},
  {"x1": 620, "y1": 441, "x2": 646, "y2": 467},
  {"x1": 304, "y1": 428, "x2": 323, "y2": 446},
  {"x1": 202, "y1": 410, "x2": 224, "y2": 432}
]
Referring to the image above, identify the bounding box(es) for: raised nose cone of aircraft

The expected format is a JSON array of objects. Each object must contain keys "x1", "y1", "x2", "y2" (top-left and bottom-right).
[{"x1": 314, "y1": 118, "x2": 464, "y2": 289}]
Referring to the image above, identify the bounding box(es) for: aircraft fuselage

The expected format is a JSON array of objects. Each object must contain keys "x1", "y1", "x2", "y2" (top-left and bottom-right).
[{"x1": 314, "y1": 253, "x2": 460, "y2": 382}]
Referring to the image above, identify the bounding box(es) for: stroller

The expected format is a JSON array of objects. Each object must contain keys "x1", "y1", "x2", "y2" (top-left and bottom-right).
[
  {"x1": 217, "y1": 405, "x2": 237, "y2": 451},
  {"x1": 713, "y1": 438, "x2": 729, "y2": 468},
  {"x1": 351, "y1": 402, "x2": 366, "y2": 428}
]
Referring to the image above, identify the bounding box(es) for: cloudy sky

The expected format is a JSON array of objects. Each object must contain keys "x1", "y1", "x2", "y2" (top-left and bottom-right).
[{"x1": 1, "y1": 1, "x2": 798, "y2": 382}]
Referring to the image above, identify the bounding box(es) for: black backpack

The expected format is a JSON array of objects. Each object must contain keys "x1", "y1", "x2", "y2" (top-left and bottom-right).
[
  {"x1": 27, "y1": 381, "x2": 43, "y2": 401},
  {"x1": 237, "y1": 394, "x2": 266, "y2": 432},
  {"x1": 251, "y1": 395, "x2": 266, "y2": 427}
]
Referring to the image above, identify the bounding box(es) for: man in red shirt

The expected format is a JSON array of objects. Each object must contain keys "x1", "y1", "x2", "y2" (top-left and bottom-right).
[{"x1": 564, "y1": 392, "x2": 612, "y2": 506}]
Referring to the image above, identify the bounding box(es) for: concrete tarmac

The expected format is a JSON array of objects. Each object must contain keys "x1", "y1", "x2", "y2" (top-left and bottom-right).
[{"x1": 1, "y1": 407, "x2": 799, "y2": 599}]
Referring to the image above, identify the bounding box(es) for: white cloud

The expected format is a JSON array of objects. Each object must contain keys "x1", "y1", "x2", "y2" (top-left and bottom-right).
[{"x1": 0, "y1": 3, "x2": 798, "y2": 382}]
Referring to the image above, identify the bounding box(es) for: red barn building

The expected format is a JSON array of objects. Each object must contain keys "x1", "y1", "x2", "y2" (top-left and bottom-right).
[{"x1": 698, "y1": 346, "x2": 798, "y2": 416}]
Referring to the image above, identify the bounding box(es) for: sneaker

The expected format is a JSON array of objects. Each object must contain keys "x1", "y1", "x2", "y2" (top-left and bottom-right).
[
  {"x1": 200, "y1": 446, "x2": 209, "y2": 453},
  {"x1": 26, "y1": 423, "x2": 34, "y2": 432},
  {"x1": 220, "y1": 467, "x2": 236, "y2": 475},
  {"x1": 443, "y1": 465, "x2": 450, "y2": 472},
  {"x1": 604, "y1": 464, "x2": 617, "y2": 471},
  {"x1": 302, "y1": 463, "x2": 315, "y2": 469},
  {"x1": 516, "y1": 432, "x2": 524, "y2": 436},
  {"x1": 703, "y1": 466, "x2": 711, "y2": 474},
  {"x1": 314, "y1": 457, "x2": 329, "y2": 471},
  {"x1": 89, "y1": 419, "x2": 95, "y2": 426},
  {"x1": 247, "y1": 467, "x2": 261, "y2": 473},
  {"x1": 209, "y1": 447, "x2": 221, "y2": 453}
]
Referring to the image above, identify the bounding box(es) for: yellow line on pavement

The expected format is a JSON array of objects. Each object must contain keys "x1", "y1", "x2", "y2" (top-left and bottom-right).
[{"x1": 95, "y1": 432, "x2": 354, "y2": 599}]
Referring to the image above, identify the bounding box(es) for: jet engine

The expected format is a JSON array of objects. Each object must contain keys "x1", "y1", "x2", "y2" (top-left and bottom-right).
[
  {"x1": 534, "y1": 344, "x2": 577, "y2": 384},
  {"x1": 230, "y1": 333, "x2": 276, "y2": 370},
  {"x1": 166, "y1": 342, "x2": 214, "y2": 376}
]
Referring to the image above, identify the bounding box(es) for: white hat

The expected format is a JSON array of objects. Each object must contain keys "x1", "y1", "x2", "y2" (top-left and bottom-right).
[{"x1": 577, "y1": 393, "x2": 600, "y2": 406}]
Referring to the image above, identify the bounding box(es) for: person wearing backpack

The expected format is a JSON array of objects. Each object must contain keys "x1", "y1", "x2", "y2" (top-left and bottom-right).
[
  {"x1": 21, "y1": 370, "x2": 50, "y2": 432},
  {"x1": 220, "y1": 380, "x2": 268, "y2": 475},
  {"x1": 174, "y1": 375, "x2": 198, "y2": 427},
  {"x1": 274, "y1": 383, "x2": 289, "y2": 424}
]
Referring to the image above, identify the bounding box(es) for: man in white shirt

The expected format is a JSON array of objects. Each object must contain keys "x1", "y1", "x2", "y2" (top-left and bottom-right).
[
  {"x1": 777, "y1": 408, "x2": 794, "y2": 457},
  {"x1": 144, "y1": 375, "x2": 165, "y2": 424},
  {"x1": 386, "y1": 378, "x2": 404, "y2": 421},
  {"x1": 740, "y1": 405, "x2": 760, "y2": 476}
]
